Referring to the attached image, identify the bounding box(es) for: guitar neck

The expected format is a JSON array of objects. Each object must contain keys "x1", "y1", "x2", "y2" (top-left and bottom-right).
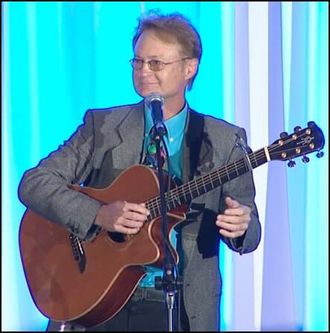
[{"x1": 147, "y1": 147, "x2": 268, "y2": 219}]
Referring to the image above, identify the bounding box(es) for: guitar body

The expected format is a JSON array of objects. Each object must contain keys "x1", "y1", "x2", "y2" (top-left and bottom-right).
[{"x1": 19, "y1": 165, "x2": 187, "y2": 327}]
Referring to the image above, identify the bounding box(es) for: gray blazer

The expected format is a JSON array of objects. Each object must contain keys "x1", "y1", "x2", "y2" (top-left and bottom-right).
[{"x1": 19, "y1": 101, "x2": 261, "y2": 331}]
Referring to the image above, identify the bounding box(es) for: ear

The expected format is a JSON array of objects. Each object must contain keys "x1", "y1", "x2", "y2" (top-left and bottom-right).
[{"x1": 184, "y1": 58, "x2": 199, "y2": 81}]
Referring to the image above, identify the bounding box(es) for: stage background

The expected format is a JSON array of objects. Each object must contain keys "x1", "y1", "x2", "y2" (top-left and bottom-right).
[{"x1": 2, "y1": 1, "x2": 328, "y2": 331}]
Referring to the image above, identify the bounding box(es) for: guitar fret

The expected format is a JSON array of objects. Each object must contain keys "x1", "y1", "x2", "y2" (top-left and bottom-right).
[
  {"x1": 225, "y1": 166, "x2": 231, "y2": 182},
  {"x1": 198, "y1": 183, "x2": 206, "y2": 195},
  {"x1": 182, "y1": 190, "x2": 190, "y2": 203},
  {"x1": 228, "y1": 168, "x2": 235, "y2": 180},
  {"x1": 190, "y1": 186, "x2": 200, "y2": 198},
  {"x1": 242, "y1": 159, "x2": 249, "y2": 173},
  {"x1": 167, "y1": 198, "x2": 175, "y2": 210},
  {"x1": 176, "y1": 187, "x2": 184, "y2": 205},
  {"x1": 214, "y1": 171, "x2": 222, "y2": 186},
  {"x1": 253, "y1": 152, "x2": 259, "y2": 167},
  {"x1": 175, "y1": 192, "x2": 183, "y2": 206},
  {"x1": 234, "y1": 160, "x2": 240, "y2": 176},
  {"x1": 207, "y1": 173, "x2": 215, "y2": 190},
  {"x1": 200, "y1": 181, "x2": 207, "y2": 194},
  {"x1": 185, "y1": 192, "x2": 192, "y2": 202},
  {"x1": 204, "y1": 181, "x2": 214, "y2": 192},
  {"x1": 187, "y1": 182, "x2": 193, "y2": 200},
  {"x1": 212, "y1": 177, "x2": 221, "y2": 188},
  {"x1": 151, "y1": 208, "x2": 158, "y2": 220}
]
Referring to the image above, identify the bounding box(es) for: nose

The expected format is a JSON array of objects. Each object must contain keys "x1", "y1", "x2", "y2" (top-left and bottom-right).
[
  {"x1": 136, "y1": 63, "x2": 155, "y2": 77},
  {"x1": 140, "y1": 61, "x2": 153, "y2": 73}
]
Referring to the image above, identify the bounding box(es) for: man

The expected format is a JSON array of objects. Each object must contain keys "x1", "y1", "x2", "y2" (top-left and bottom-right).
[{"x1": 19, "y1": 11, "x2": 261, "y2": 331}]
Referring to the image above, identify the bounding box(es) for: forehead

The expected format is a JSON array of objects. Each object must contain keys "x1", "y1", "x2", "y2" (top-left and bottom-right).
[{"x1": 134, "y1": 30, "x2": 183, "y2": 58}]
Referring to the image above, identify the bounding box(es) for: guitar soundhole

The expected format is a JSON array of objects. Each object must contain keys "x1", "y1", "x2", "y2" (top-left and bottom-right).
[{"x1": 108, "y1": 232, "x2": 126, "y2": 243}]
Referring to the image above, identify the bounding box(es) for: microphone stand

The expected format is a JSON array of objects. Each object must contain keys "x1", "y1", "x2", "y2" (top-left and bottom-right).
[{"x1": 151, "y1": 125, "x2": 182, "y2": 332}]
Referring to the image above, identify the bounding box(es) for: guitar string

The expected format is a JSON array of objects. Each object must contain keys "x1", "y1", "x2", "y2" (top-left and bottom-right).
[
  {"x1": 166, "y1": 143, "x2": 296, "y2": 204},
  {"x1": 147, "y1": 145, "x2": 267, "y2": 215},
  {"x1": 146, "y1": 148, "x2": 265, "y2": 219},
  {"x1": 167, "y1": 132, "x2": 312, "y2": 208},
  {"x1": 145, "y1": 132, "x2": 312, "y2": 218},
  {"x1": 168, "y1": 132, "x2": 310, "y2": 201}
]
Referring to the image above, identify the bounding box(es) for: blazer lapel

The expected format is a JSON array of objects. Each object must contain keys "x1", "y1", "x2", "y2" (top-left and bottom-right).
[{"x1": 112, "y1": 102, "x2": 145, "y2": 169}]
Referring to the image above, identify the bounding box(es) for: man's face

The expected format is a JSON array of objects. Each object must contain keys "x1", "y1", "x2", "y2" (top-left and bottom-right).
[{"x1": 132, "y1": 30, "x2": 194, "y2": 102}]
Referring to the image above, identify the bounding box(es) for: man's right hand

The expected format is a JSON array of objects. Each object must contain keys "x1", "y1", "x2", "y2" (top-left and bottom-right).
[{"x1": 94, "y1": 201, "x2": 150, "y2": 234}]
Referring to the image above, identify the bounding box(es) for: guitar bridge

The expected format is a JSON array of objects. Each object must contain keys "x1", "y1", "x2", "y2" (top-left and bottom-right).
[{"x1": 69, "y1": 233, "x2": 86, "y2": 273}]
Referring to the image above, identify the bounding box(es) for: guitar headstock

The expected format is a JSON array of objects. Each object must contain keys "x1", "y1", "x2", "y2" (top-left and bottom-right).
[{"x1": 269, "y1": 121, "x2": 325, "y2": 166}]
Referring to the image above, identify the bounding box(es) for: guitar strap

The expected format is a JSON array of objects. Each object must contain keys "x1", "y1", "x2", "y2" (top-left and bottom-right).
[
  {"x1": 174, "y1": 110, "x2": 205, "y2": 275},
  {"x1": 184, "y1": 109, "x2": 205, "y2": 183}
]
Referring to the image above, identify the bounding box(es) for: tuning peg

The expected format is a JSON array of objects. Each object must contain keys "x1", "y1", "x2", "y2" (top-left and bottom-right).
[
  {"x1": 302, "y1": 155, "x2": 310, "y2": 163},
  {"x1": 288, "y1": 160, "x2": 296, "y2": 168},
  {"x1": 316, "y1": 150, "x2": 324, "y2": 158},
  {"x1": 280, "y1": 131, "x2": 288, "y2": 138},
  {"x1": 294, "y1": 126, "x2": 302, "y2": 133}
]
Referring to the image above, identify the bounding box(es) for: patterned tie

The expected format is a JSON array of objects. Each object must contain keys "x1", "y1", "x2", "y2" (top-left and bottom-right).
[{"x1": 144, "y1": 137, "x2": 166, "y2": 170}]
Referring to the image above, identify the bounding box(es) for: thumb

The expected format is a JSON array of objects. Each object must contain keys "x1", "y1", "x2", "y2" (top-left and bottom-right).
[{"x1": 225, "y1": 196, "x2": 239, "y2": 208}]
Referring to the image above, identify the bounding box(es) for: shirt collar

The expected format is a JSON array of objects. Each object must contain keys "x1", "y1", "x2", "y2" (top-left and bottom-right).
[{"x1": 144, "y1": 102, "x2": 188, "y2": 139}]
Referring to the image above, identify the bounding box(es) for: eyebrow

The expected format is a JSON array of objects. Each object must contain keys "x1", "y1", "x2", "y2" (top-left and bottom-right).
[{"x1": 134, "y1": 55, "x2": 163, "y2": 60}]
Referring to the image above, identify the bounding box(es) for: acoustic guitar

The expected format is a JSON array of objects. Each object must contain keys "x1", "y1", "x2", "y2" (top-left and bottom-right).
[{"x1": 19, "y1": 122, "x2": 325, "y2": 327}]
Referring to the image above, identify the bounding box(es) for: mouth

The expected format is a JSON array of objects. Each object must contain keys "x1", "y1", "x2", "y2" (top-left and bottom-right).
[{"x1": 140, "y1": 82, "x2": 158, "y2": 85}]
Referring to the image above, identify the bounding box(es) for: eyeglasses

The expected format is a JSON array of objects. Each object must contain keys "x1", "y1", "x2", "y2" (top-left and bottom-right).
[{"x1": 129, "y1": 57, "x2": 190, "y2": 71}]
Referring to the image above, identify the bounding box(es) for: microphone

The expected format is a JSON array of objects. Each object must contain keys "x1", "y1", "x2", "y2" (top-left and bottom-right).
[{"x1": 145, "y1": 93, "x2": 166, "y2": 136}]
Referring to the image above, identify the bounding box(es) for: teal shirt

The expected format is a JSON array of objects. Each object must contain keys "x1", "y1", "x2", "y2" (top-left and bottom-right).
[
  {"x1": 139, "y1": 102, "x2": 188, "y2": 287},
  {"x1": 143, "y1": 102, "x2": 187, "y2": 180}
]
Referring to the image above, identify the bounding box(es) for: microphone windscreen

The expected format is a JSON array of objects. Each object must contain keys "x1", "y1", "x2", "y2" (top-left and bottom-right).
[{"x1": 145, "y1": 93, "x2": 164, "y2": 108}]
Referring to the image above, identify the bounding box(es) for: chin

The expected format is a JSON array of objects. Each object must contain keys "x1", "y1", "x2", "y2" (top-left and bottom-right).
[{"x1": 136, "y1": 87, "x2": 162, "y2": 98}]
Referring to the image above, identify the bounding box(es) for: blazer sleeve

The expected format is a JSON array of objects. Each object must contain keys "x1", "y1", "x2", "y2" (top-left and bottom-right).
[
  {"x1": 18, "y1": 110, "x2": 102, "y2": 240},
  {"x1": 220, "y1": 127, "x2": 262, "y2": 254}
]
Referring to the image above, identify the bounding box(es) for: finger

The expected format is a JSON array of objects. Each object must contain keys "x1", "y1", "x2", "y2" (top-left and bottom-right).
[
  {"x1": 217, "y1": 214, "x2": 250, "y2": 224},
  {"x1": 121, "y1": 218, "x2": 144, "y2": 228},
  {"x1": 216, "y1": 219, "x2": 249, "y2": 232},
  {"x1": 116, "y1": 225, "x2": 141, "y2": 235},
  {"x1": 123, "y1": 211, "x2": 149, "y2": 222},
  {"x1": 113, "y1": 217, "x2": 144, "y2": 233},
  {"x1": 124, "y1": 202, "x2": 150, "y2": 216},
  {"x1": 224, "y1": 206, "x2": 251, "y2": 216},
  {"x1": 219, "y1": 228, "x2": 246, "y2": 238}
]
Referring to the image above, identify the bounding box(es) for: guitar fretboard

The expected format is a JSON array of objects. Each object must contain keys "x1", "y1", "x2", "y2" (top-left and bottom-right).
[{"x1": 147, "y1": 147, "x2": 267, "y2": 219}]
